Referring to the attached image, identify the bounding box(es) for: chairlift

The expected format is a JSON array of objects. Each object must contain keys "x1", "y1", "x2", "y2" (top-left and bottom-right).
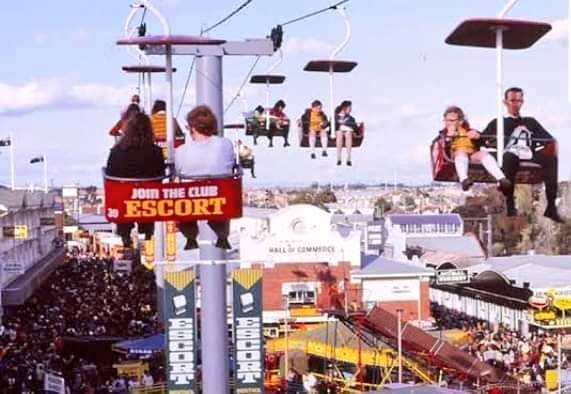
[
  {"x1": 433, "y1": 7, "x2": 554, "y2": 184},
  {"x1": 299, "y1": 7, "x2": 364, "y2": 148}
]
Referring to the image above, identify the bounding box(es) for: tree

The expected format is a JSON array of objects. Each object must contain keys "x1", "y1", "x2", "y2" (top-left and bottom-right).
[{"x1": 374, "y1": 197, "x2": 392, "y2": 214}]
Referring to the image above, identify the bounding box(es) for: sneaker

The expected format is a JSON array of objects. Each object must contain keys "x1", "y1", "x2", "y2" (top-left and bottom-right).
[
  {"x1": 337, "y1": 160, "x2": 342, "y2": 166},
  {"x1": 215, "y1": 238, "x2": 232, "y2": 250},
  {"x1": 544, "y1": 205, "x2": 564, "y2": 223},
  {"x1": 284, "y1": 141, "x2": 290, "y2": 147},
  {"x1": 347, "y1": 161, "x2": 352, "y2": 166},
  {"x1": 184, "y1": 239, "x2": 199, "y2": 250},
  {"x1": 461, "y1": 179, "x2": 473, "y2": 191},
  {"x1": 322, "y1": 150, "x2": 328, "y2": 157},
  {"x1": 269, "y1": 141, "x2": 273, "y2": 148},
  {"x1": 311, "y1": 153, "x2": 316, "y2": 159},
  {"x1": 498, "y1": 178, "x2": 512, "y2": 194}
]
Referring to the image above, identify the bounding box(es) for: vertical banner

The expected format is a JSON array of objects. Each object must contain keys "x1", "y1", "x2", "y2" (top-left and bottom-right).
[
  {"x1": 164, "y1": 269, "x2": 197, "y2": 393},
  {"x1": 166, "y1": 221, "x2": 177, "y2": 262},
  {"x1": 141, "y1": 238, "x2": 155, "y2": 270},
  {"x1": 232, "y1": 269, "x2": 264, "y2": 394}
]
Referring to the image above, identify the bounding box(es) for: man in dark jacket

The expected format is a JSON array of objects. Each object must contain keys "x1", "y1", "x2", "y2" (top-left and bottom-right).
[{"x1": 481, "y1": 87, "x2": 562, "y2": 222}]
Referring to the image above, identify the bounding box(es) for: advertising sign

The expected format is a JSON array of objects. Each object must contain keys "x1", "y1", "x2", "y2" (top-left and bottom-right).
[
  {"x1": 232, "y1": 269, "x2": 264, "y2": 394},
  {"x1": 164, "y1": 269, "x2": 197, "y2": 393},
  {"x1": 104, "y1": 177, "x2": 242, "y2": 223},
  {"x1": 436, "y1": 269, "x2": 470, "y2": 285},
  {"x1": 3, "y1": 225, "x2": 28, "y2": 239},
  {"x1": 3, "y1": 259, "x2": 25, "y2": 275}
]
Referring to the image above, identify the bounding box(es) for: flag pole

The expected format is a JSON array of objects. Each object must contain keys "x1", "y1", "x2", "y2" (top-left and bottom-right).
[
  {"x1": 43, "y1": 154, "x2": 48, "y2": 193},
  {"x1": 9, "y1": 132, "x2": 15, "y2": 190}
]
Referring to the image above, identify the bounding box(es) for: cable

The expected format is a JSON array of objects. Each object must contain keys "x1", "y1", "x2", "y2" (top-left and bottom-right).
[
  {"x1": 280, "y1": 0, "x2": 351, "y2": 27},
  {"x1": 176, "y1": 58, "x2": 196, "y2": 118},
  {"x1": 202, "y1": 0, "x2": 254, "y2": 34},
  {"x1": 224, "y1": 56, "x2": 261, "y2": 114}
]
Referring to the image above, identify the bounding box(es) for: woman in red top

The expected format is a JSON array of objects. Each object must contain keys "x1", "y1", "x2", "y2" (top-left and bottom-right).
[{"x1": 269, "y1": 100, "x2": 290, "y2": 147}]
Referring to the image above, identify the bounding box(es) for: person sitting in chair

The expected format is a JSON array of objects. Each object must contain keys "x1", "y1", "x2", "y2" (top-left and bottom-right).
[
  {"x1": 269, "y1": 100, "x2": 290, "y2": 147},
  {"x1": 251, "y1": 105, "x2": 267, "y2": 146},
  {"x1": 335, "y1": 100, "x2": 359, "y2": 166},
  {"x1": 175, "y1": 105, "x2": 236, "y2": 249},
  {"x1": 480, "y1": 87, "x2": 562, "y2": 222},
  {"x1": 237, "y1": 139, "x2": 255, "y2": 178},
  {"x1": 301, "y1": 100, "x2": 329, "y2": 159}
]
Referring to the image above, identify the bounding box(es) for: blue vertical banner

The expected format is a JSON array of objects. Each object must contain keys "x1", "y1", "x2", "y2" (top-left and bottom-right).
[
  {"x1": 232, "y1": 269, "x2": 264, "y2": 394},
  {"x1": 164, "y1": 269, "x2": 197, "y2": 393}
]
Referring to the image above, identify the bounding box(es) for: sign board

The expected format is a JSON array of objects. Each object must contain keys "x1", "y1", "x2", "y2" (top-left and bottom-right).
[
  {"x1": 44, "y1": 372, "x2": 65, "y2": 394},
  {"x1": 267, "y1": 240, "x2": 341, "y2": 263},
  {"x1": 3, "y1": 225, "x2": 28, "y2": 239},
  {"x1": 40, "y1": 217, "x2": 56, "y2": 226},
  {"x1": 232, "y1": 269, "x2": 264, "y2": 394},
  {"x1": 164, "y1": 269, "x2": 197, "y2": 393},
  {"x1": 104, "y1": 177, "x2": 242, "y2": 223},
  {"x1": 534, "y1": 310, "x2": 557, "y2": 322},
  {"x1": 436, "y1": 269, "x2": 470, "y2": 285},
  {"x1": 62, "y1": 187, "x2": 78, "y2": 198},
  {"x1": 63, "y1": 225, "x2": 78, "y2": 234},
  {"x1": 3, "y1": 260, "x2": 24, "y2": 275},
  {"x1": 113, "y1": 259, "x2": 132, "y2": 273},
  {"x1": 553, "y1": 297, "x2": 571, "y2": 311}
]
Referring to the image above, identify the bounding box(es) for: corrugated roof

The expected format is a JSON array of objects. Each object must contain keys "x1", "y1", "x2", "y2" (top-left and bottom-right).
[
  {"x1": 354, "y1": 256, "x2": 434, "y2": 277},
  {"x1": 0, "y1": 190, "x2": 58, "y2": 210},
  {"x1": 407, "y1": 234, "x2": 484, "y2": 258},
  {"x1": 388, "y1": 214, "x2": 461, "y2": 226}
]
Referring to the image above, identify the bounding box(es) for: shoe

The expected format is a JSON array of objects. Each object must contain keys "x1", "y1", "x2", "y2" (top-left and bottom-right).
[
  {"x1": 253, "y1": 138, "x2": 258, "y2": 145},
  {"x1": 506, "y1": 200, "x2": 517, "y2": 217},
  {"x1": 498, "y1": 178, "x2": 512, "y2": 194},
  {"x1": 322, "y1": 151, "x2": 328, "y2": 157},
  {"x1": 337, "y1": 160, "x2": 342, "y2": 166},
  {"x1": 284, "y1": 141, "x2": 290, "y2": 147},
  {"x1": 184, "y1": 239, "x2": 199, "y2": 250},
  {"x1": 215, "y1": 238, "x2": 232, "y2": 250},
  {"x1": 311, "y1": 153, "x2": 316, "y2": 159},
  {"x1": 347, "y1": 161, "x2": 352, "y2": 166},
  {"x1": 544, "y1": 205, "x2": 564, "y2": 223},
  {"x1": 269, "y1": 141, "x2": 273, "y2": 148},
  {"x1": 461, "y1": 179, "x2": 473, "y2": 191}
]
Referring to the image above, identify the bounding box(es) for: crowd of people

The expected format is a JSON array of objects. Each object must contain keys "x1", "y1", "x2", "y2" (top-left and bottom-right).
[
  {"x1": 0, "y1": 252, "x2": 163, "y2": 393},
  {"x1": 432, "y1": 303, "x2": 568, "y2": 388}
]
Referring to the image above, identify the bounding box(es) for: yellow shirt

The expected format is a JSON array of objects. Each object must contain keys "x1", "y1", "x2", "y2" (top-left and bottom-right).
[
  {"x1": 151, "y1": 111, "x2": 167, "y2": 142},
  {"x1": 451, "y1": 127, "x2": 474, "y2": 154},
  {"x1": 309, "y1": 111, "x2": 322, "y2": 131}
]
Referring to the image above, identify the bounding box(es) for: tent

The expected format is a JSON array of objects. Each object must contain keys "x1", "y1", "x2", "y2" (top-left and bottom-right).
[{"x1": 113, "y1": 334, "x2": 165, "y2": 355}]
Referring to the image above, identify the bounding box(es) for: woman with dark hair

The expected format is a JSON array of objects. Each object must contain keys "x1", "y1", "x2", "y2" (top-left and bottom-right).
[
  {"x1": 269, "y1": 99, "x2": 290, "y2": 147},
  {"x1": 109, "y1": 103, "x2": 141, "y2": 137},
  {"x1": 335, "y1": 100, "x2": 359, "y2": 166},
  {"x1": 150, "y1": 99, "x2": 184, "y2": 156},
  {"x1": 106, "y1": 113, "x2": 166, "y2": 249},
  {"x1": 175, "y1": 105, "x2": 236, "y2": 250}
]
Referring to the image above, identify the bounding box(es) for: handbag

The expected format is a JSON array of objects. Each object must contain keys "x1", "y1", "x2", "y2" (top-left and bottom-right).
[{"x1": 505, "y1": 126, "x2": 533, "y2": 160}]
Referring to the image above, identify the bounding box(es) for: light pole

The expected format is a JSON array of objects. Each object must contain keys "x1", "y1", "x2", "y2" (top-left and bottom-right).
[
  {"x1": 558, "y1": 332, "x2": 562, "y2": 394},
  {"x1": 283, "y1": 295, "x2": 289, "y2": 378},
  {"x1": 397, "y1": 308, "x2": 403, "y2": 384}
]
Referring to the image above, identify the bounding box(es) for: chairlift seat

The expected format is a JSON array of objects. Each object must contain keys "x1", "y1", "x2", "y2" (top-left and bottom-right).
[
  {"x1": 122, "y1": 65, "x2": 177, "y2": 73},
  {"x1": 304, "y1": 60, "x2": 358, "y2": 73},
  {"x1": 103, "y1": 168, "x2": 242, "y2": 223},
  {"x1": 445, "y1": 18, "x2": 552, "y2": 49},
  {"x1": 245, "y1": 116, "x2": 290, "y2": 141},
  {"x1": 250, "y1": 74, "x2": 286, "y2": 84},
  {"x1": 430, "y1": 137, "x2": 557, "y2": 184},
  {"x1": 298, "y1": 122, "x2": 364, "y2": 148},
  {"x1": 224, "y1": 124, "x2": 246, "y2": 130}
]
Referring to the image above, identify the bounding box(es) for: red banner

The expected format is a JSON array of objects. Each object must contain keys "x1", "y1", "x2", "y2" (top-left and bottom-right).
[{"x1": 104, "y1": 177, "x2": 242, "y2": 223}]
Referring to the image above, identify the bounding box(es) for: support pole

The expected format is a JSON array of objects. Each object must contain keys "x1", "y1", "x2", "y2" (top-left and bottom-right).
[
  {"x1": 147, "y1": 72, "x2": 153, "y2": 113},
  {"x1": 43, "y1": 154, "x2": 48, "y2": 193},
  {"x1": 397, "y1": 309, "x2": 403, "y2": 384},
  {"x1": 9, "y1": 132, "x2": 14, "y2": 190},
  {"x1": 196, "y1": 55, "x2": 228, "y2": 394},
  {"x1": 329, "y1": 66, "x2": 335, "y2": 144},
  {"x1": 496, "y1": 28, "x2": 505, "y2": 167}
]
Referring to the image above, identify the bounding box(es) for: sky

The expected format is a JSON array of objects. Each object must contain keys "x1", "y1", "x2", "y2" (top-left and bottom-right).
[{"x1": 0, "y1": 0, "x2": 570, "y2": 188}]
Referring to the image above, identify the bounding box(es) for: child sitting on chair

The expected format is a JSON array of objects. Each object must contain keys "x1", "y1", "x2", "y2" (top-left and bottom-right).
[{"x1": 441, "y1": 106, "x2": 510, "y2": 191}]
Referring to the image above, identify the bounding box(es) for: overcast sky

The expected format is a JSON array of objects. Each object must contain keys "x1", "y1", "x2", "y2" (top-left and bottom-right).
[{"x1": 1, "y1": 0, "x2": 570, "y2": 188}]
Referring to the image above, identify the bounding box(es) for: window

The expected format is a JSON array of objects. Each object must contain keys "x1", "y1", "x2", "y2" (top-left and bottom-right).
[{"x1": 288, "y1": 290, "x2": 316, "y2": 305}]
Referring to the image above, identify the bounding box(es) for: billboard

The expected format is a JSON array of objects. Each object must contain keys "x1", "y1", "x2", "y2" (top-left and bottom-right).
[
  {"x1": 3, "y1": 225, "x2": 28, "y2": 239},
  {"x1": 164, "y1": 269, "x2": 198, "y2": 393},
  {"x1": 104, "y1": 177, "x2": 242, "y2": 223},
  {"x1": 436, "y1": 269, "x2": 470, "y2": 285},
  {"x1": 232, "y1": 269, "x2": 264, "y2": 394}
]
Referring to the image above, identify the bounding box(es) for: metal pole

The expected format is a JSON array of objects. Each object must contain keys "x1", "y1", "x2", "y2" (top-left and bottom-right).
[
  {"x1": 558, "y1": 333, "x2": 562, "y2": 394},
  {"x1": 9, "y1": 132, "x2": 14, "y2": 190},
  {"x1": 569, "y1": 0, "x2": 571, "y2": 103},
  {"x1": 329, "y1": 66, "x2": 335, "y2": 147},
  {"x1": 165, "y1": 45, "x2": 175, "y2": 166},
  {"x1": 43, "y1": 154, "x2": 48, "y2": 193},
  {"x1": 284, "y1": 297, "x2": 289, "y2": 378},
  {"x1": 147, "y1": 72, "x2": 153, "y2": 114},
  {"x1": 397, "y1": 309, "x2": 403, "y2": 383},
  {"x1": 265, "y1": 81, "x2": 270, "y2": 130},
  {"x1": 487, "y1": 214, "x2": 493, "y2": 257},
  {"x1": 496, "y1": 28, "x2": 505, "y2": 167},
  {"x1": 196, "y1": 55, "x2": 228, "y2": 394}
]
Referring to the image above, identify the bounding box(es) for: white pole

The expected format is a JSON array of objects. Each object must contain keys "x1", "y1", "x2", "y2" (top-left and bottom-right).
[
  {"x1": 43, "y1": 154, "x2": 48, "y2": 193},
  {"x1": 284, "y1": 297, "x2": 289, "y2": 377},
  {"x1": 397, "y1": 309, "x2": 403, "y2": 384},
  {"x1": 165, "y1": 46, "x2": 175, "y2": 166},
  {"x1": 9, "y1": 132, "x2": 15, "y2": 190},
  {"x1": 329, "y1": 67, "x2": 335, "y2": 145},
  {"x1": 558, "y1": 333, "x2": 562, "y2": 394},
  {"x1": 265, "y1": 81, "x2": 270, "y2": 130},
  {"x1": 569, "y1": 0, "x2": 571, "y2": 103},
  {"x1": 496, "y1": 28, "x2": 505, "y2": 167},
  {"x1": 497, "y1": 0, "x2": 520, "y2": 18},
  {"x1": 147, "y1": 72, "x2": 153, "y2": 113}
]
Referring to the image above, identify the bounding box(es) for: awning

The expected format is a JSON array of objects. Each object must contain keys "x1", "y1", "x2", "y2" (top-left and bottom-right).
[{"x1": 113, "y1": 334, "x2": 165, "y2": 355}]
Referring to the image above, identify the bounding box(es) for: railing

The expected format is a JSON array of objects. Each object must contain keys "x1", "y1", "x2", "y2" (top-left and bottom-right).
[{"x1": 131, "y1": 383, "x2": 167, "y2": 394}]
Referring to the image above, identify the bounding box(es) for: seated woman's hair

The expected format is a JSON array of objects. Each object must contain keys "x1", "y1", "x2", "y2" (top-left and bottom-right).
[
  {"x1": 274, "y1": 100, "x2": 286, "y2": 109},
  {"x1": 119, "y1": 113, "x2": 154, "y2": 148},
  {"x1": 123, "y1": 103, "x2": 141, "y2": 120},
  {"x1": 151, "y1": 100, "x2": 166, "y2": 114},
  {"x1": 340, "y1": 100, "x2": 352, "y2": 109},
  {"x1": 311, "y1": 100, "x2": 322, "y2": 108},
  {"x1": 443, "y1": 106, "x2": 470, "y2": 129},
  {"x1": 187, "y1": 105, "x2": 218, "y2": 136},
  {"x1": 255, "y1": 105, "x2": 265, "y2": 113}
]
